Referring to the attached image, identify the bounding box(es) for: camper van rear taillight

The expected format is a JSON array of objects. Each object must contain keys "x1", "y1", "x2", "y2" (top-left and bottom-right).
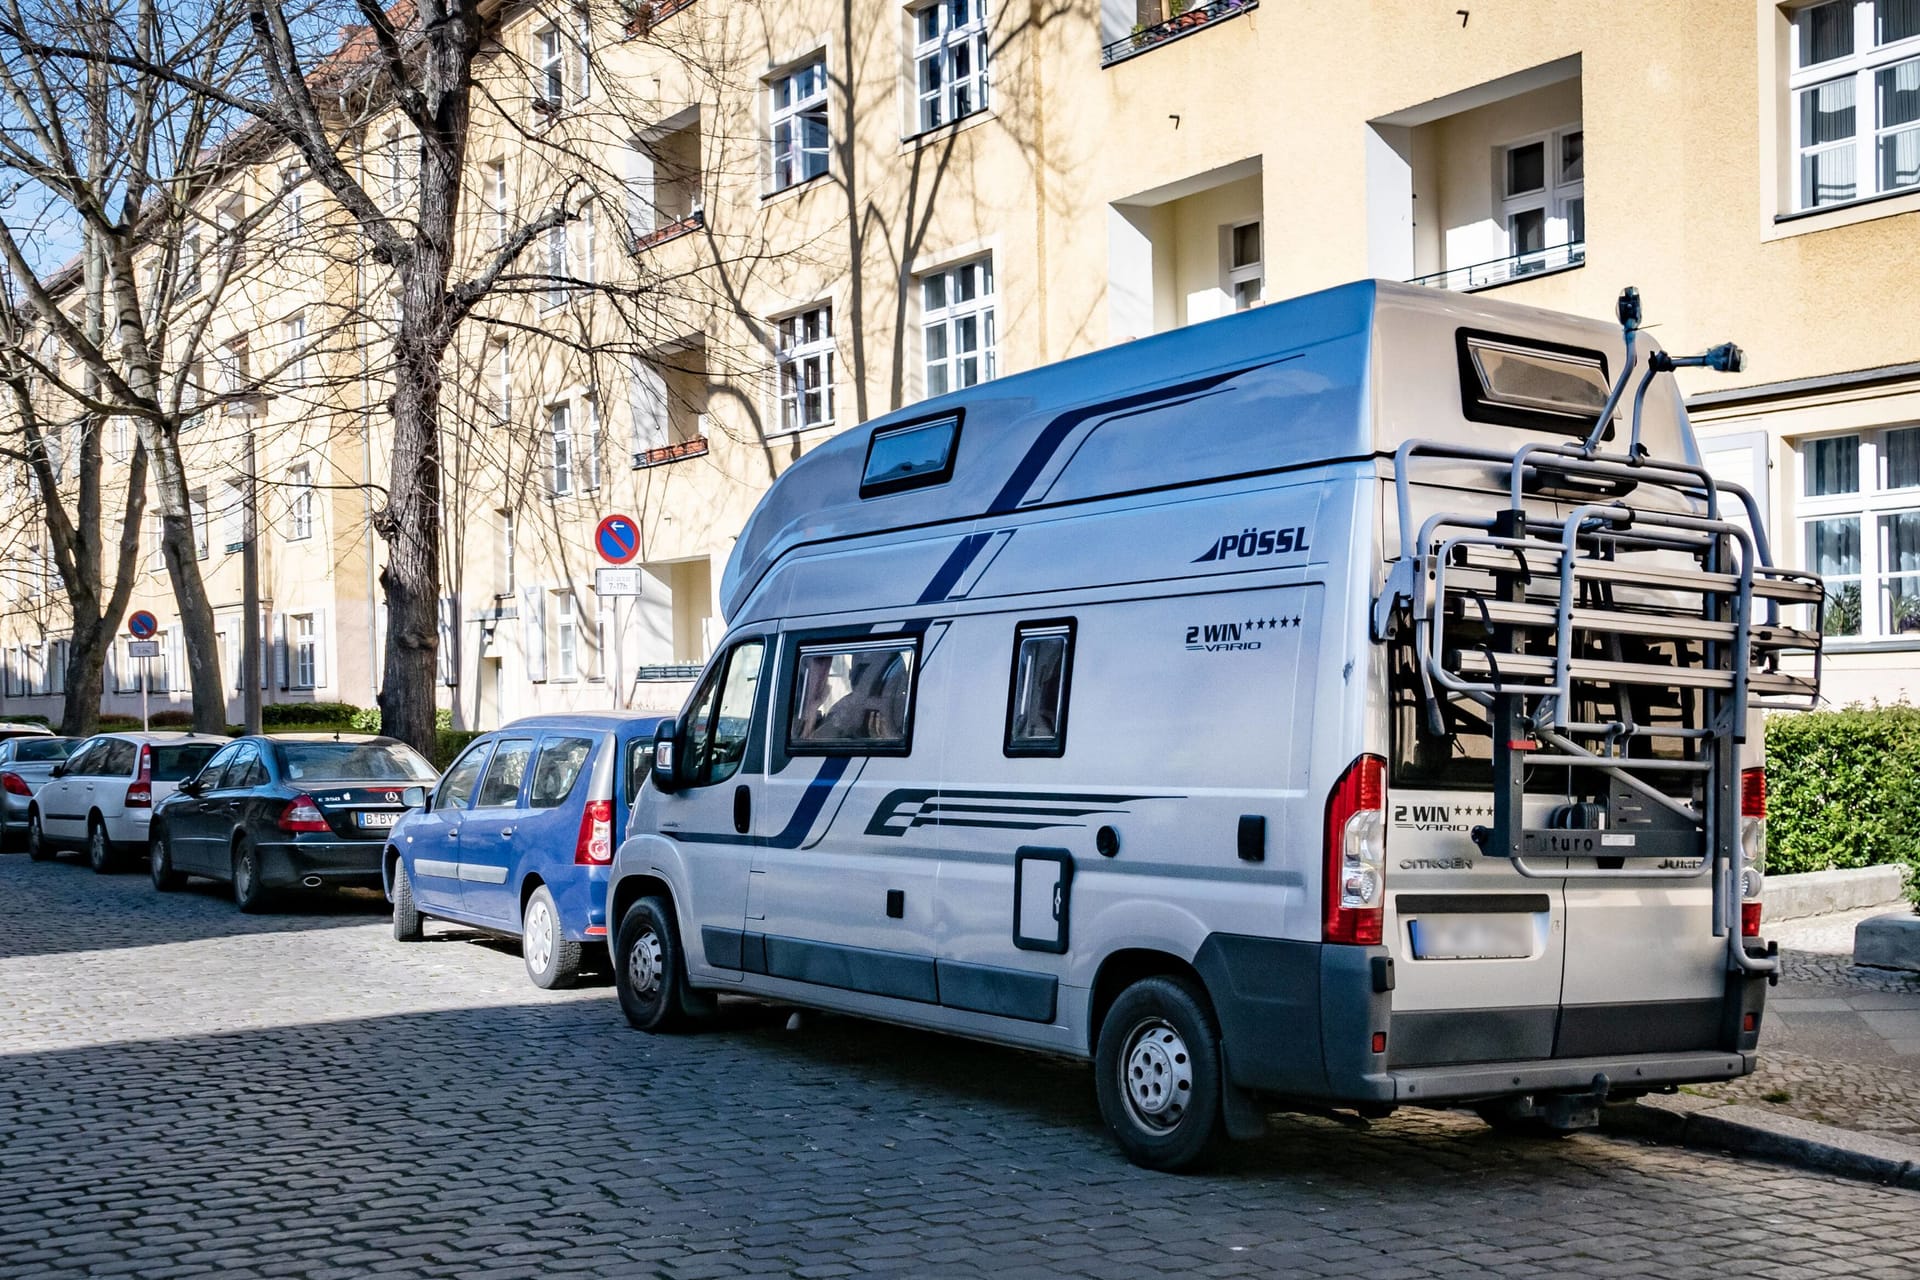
[
  {"x1": 1323, "y1": 754, "x2": 1387, "y2": 946},
  {"x1": 1738, "y1": 768, "x2": 1766, "y2": 932}
]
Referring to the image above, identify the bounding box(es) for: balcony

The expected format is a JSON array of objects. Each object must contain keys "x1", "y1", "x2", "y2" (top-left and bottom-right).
[
  {"x1": 632, "y1": 206, "x2": 703, "y2": 253},
  {"x1": 1408, "y1": 240, "x2": 1585, "y2": 293},
  {"x1": 624, "y1": 0, "x2": 694, "y2": 37},
  {"x1": 633, "y1": 435, "x2": 708, "y2": 468},
  {"x1": 1100, "y1": 0, "x2": 1257, "y2": 68}
]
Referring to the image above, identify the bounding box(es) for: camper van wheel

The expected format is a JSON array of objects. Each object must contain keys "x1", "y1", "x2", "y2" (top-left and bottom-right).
[
  {"x1": 614, "y1": 896, "x2": 716, "y2": 1033},
  {"x1": 1093, "y1": 975, "x2": 1226, "y2": 1172}
]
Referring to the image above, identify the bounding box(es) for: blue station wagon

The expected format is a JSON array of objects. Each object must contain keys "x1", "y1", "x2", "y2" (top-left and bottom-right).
[{"x1": 385, "y1": 713, "x2": 668, "y2": 988}]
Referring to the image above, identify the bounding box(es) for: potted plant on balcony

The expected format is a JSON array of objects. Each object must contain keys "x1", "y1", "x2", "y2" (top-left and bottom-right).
[{"x1": 1130, "y1": 20, "x2": 1149, "y2": 47}]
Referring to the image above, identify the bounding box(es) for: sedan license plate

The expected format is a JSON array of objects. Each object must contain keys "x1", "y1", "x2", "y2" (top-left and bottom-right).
[
  {"x1": 356, "y1": 811, "x2": 400, "y2": 830},
  {"x1": 1407, "y1": 914, "x2": 1534, "y2": 961}
]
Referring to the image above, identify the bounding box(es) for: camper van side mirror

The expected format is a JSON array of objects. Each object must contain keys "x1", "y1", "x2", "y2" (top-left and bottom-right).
[{"x1": 651, "y1": 719, "x2": 681, "y2": 793}]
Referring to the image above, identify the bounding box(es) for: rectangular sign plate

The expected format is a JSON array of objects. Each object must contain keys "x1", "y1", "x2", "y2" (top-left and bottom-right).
[
  {"x1": 1407, "y1": 914, "x2": 1535, "y2": 961},
  {"x1": 596, "y1": 567, "x2": 643, "y2": 597},
  {"x1": 126, "y1": 640, "x2": 161, "y2": 657},
  {"x1": 357, "y1": 811, "x2": 401, "y2": 829}
]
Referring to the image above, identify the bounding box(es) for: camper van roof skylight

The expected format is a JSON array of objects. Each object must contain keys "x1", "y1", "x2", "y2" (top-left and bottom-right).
[
  {"x1": 860, "y1": 412, "x2": 962, "y2": 498},
  {"x1": 1456, "y1": 329, "x2": 1611, "y2": 436}
]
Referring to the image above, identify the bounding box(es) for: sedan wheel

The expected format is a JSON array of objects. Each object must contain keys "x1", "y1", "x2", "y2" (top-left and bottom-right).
[
  {"x1": 232, "y1": 843, "x2": 269, "y2": 914},
  {"x1": 26, "y1": 811, "x2": 52, "y2": 862},
  {"x1": 522, "y1": 885, "x2": 582, "y2": 990}
]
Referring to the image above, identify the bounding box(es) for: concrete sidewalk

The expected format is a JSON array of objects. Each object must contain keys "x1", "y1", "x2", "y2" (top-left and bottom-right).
[{"x1": 1603, "y1": 905, "x2": 1920, "y2": 1183}]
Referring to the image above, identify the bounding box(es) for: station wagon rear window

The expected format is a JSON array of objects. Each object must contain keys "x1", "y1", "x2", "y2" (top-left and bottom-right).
[
  {"x1": 860, "y1": 413, "x2": 960, "y2": 498},
  {"x1": 788, "y1": 637, "x2": 918, "y2": 754},
  {"x1": 150, "y1": 744, "x2": 218, "y2": 782},
  {"x1": 1456, "y1": 329, "x2": 1611, "y2": 436}
]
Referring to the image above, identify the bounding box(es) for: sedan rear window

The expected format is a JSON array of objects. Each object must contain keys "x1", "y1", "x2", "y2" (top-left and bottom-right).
[
  {"x1": 151, "y1": 744, "x2": 220, "y2": 782},
  {"x1": 278, "y1": 741, "x2": 437, "y2": 782},
  {"x1": 12, "y1": 740, "x2": 74, "y2": 762}
]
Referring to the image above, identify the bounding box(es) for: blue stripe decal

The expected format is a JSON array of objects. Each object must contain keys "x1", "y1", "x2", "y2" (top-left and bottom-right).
[
  {"x1": 916, "y1": 532, "x2": 993, "y2": 604},
  {"x1": 985, "y1": 364, "x2": 1261, "y2": 515},
  {"x1": 666, "y1": 755, "x2": 851, "y2": 849}
]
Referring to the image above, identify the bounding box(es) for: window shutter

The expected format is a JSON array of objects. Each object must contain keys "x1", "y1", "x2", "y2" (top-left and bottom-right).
[
  {"x1": 522, "y1": 585, "x2": 548, "y2": 682},
  {"x1": 439, "y1": 596, "x2": 461, "y2": 687},
  {"x1": 312, "y1": 608, "x2": 329, "y2": 689},
  {"x1": 629, "y1": 356, "x2": 669, "y2": 453},
  {"x1": 273, "y1": 612, "x2": 289, "y2": 690},
  {"x1": 626, "y1": 144, "x2": 656, "y2": 237}
]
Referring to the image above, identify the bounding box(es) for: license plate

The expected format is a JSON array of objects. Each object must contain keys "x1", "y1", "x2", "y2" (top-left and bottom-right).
[
  {"x1": 357, "y1": 811, "x2": 400, "y2": 829},
  {"x1": 1407, "y1": 914, "x2": 1535, "y2": 961}
]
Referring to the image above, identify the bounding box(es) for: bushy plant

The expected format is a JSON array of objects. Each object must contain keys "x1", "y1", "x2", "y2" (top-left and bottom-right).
[
  {"x1": 261, "y1": 701, "x2": 364, "y2": 729},
  {"x1": 432, "y1": 729, "x2": 481, "y2": 770},
  {"x1": 1767, "y1": 704, "x2": 1920, "y2": 882},
  {"x1": 148, "y1": 710, "x2": 195, "y2": 728}
]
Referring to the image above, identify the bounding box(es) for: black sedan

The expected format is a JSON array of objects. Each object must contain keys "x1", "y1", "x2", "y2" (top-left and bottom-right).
[{"x1": 150, "y1": 734, "x2": 437, "y2": 912}]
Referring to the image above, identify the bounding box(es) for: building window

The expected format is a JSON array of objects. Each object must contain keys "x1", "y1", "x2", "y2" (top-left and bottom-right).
[
  {"x1": 550, "y1": 402, "x2": 574, "y2": 495},
  {"x1": 486, "y1": 160, "x2": 509, "y2": 247},
  {"x1": 582, "y1": 394, "x2": 602, "y2": 491},
  {"x1": 190, "y1": 488, "x2": 209, "y2": 560},
  {"x1": 501, "y1": 509, "x2": 517, "y2": 594},
  {"x1": 1797, "y1": 425, "x2": 1920, "y2": 637},
  {"x1": 178, "y1": 234, "x2": 200, "y2": 299},
  {"x1": 1227, "y1": 221, "x2": 1263, "y2": 311},
  {"x1": 769, "y1": 59, "x2": 829, "y2": 191},
  {"x1": 289, "y1": 464, "x2": 314, "y2": 540},
  {"x1": 292, "y1": 613, "x2": 317, "y2": 689},
  {"x1": 492, "y1": 338, "x2": 511, "y2": 420},
  {"x1": 912, "y1": 0, "x2": 990, "y2": 135},
  {"x1": 222, "y1": 479, "x2": 246, "y2": 552},
  {"x1": 284, "y1": 313, "x2": 307, "y2": 385},
  {"x1": 282, "y1": 166, "x2": 304, "y2": 237},
  {"x1": 920, "y1": 258, "x2": 996, "y2": 399},
  {"x1": 776, "y1": 303, "x2": 835, "y2": 432},
  {"x1": 1789, "y1": 0, "x2": 1920, "y2": 211},
  {"x1": 555, "y1": 591, "x2": 579, "y2": 679},
  {"x1": 535, "y1": 25, "x2": 566, "y2": 110},
  {"x1": 544, "y1": 222, "x2": 568, "y2": 311},
  {"x1": 1499, "y1": 127, "x2": 1584, "y2": 269}
]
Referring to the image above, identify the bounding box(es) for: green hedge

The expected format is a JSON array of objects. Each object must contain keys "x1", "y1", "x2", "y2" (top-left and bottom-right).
[
  {"x1": 1768, "y1": 706, "x2": 1920, "y2": 896},
  {"x1": 433, "y1": 729, "x2": 481, "y2": 770},
  {"x1": 262, "y1": 701, "x2": 364, "y2": 729}
]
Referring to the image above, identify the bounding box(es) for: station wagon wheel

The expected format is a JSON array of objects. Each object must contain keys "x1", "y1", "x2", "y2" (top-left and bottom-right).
[
  {"x1": 522, "y1": 885, "x2": 582, "y2": 990},
  {"x1": 1093, "y1": 975, "x2": 1226, "y2": 1172},
  {"x1": 614, "y1": 895, "x2": 715, "y2": 1033},
  {"x1": 390, "y1": 858, "x2": 423, "y2": 942},
  {"x1": 232, "y1": 840, "x2": 269, "y2": 914},
  {"x1": 26, "y1": 810, "x2": 51, "y2": 862},
  {"x1": 150, "y1": 832, "x2": 185, "y2": 892},
  {"x1": 87, "y1": 818, "x2": 115, "y2": 874}
]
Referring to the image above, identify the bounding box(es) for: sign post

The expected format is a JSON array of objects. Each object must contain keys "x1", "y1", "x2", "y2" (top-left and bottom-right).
[
  {"x1": 595, "y1": 516, "x2": 641, "y2": 710},
  {"x1": 127, "y1": 611, "x2": 159, "y2": 733}
]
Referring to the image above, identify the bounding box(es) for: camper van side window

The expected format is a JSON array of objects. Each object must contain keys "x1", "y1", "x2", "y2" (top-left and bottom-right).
[
  {"x1": 1004, "y1": 620, "x2": 1074, "y2": 758},
  {"x1": 1455, "y1": 329, "x2": 1612, "y2": 438},
  {"x1": 788, "y1": 637, "x2": 918, "y2": 755},
  {"x1": 860, "y1": 413, "x2": 960, "y2": 498}
]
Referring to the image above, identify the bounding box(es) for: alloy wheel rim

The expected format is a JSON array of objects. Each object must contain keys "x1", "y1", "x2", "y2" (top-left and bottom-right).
[
  {"x1": 525, "y1": 899, "x2": 553, "y2": 974},
  {"x1": 152, "y1": 841, "x2": 165, "y2": 877},
  {"x1": 236, "y1": 852, "x2": 253, "y2": 897},
  {"x1": 1120, "y1": 1017, "x2": 1194, "y2": 1135},
  {"x1": 90, "y1": 827, "x2": 107, "y2": 868},
  {"x1": 626, "y1": 926, "x2": 664, "y2": 1000}
]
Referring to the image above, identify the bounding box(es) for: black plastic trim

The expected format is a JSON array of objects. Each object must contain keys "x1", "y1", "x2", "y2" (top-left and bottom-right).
[
  {"x1": 780, "y1": 630, "x2": 923, "y2": 761},
  {"x1": 1012, "y1": 847, "x2": 1073, "y2": 954}
]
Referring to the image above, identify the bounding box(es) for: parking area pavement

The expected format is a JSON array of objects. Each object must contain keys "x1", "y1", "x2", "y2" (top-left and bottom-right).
[{"x1": 2, "y1": 851, "x2": 1917, "y2": 1280}]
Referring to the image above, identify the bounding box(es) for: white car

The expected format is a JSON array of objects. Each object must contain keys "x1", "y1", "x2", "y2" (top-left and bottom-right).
[{"x1": 29, "y1": 732, "x2": 226, "y2": 872}]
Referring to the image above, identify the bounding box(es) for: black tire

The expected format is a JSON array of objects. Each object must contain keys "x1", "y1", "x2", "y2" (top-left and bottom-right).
[
  {"x1": 26, "y1": 810, "x2": 52, "y2": 862},
  {"x1": 86, "y1": 817, "x2": 116, "y2": 874},
  {"x1": 613, "y1": 895, "x2": 715, "y2": 1032},
  {"x1": 522, "y1": 885, "x2": 582, "y2": 990},
  {"x1": 150, "y1": 831, "x2": 186, "y2": 892},
  {"x1": 232, "y1": 840, "x2": 270, "y2": 914},
  {"x1": 1093, "y1": 975, "x2": 1227, "y2": 1172},
  {"x1": 390, "y1": 857, "x2": 423, "y2": 941}
]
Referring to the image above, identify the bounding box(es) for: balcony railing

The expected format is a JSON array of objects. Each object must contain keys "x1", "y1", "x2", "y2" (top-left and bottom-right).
[
  {"x1": 1407, "y1": 241, "x2": 1586, "y2": 293},
  {"x1": 625, "y1": 0, "x2": 695, "y2": 37},
  {"x1": 632, "y1": 206, "x2": 703, "y2": 253},
  {"x1": 635, "y1": 663, "x2": 703, "y2": 681},
  {"x1": 1101, "y1": 0, "x2": 1258, "y2": 68},
  {"x1": 633, "y1": 434, "x2": 709, "y2": 469}
]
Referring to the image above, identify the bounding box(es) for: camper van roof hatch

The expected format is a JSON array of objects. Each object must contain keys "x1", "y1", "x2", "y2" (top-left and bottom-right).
[
  {"x1": 1457, "y1": 330, "x2": 1611, "y2": 435},
  {"x1": 860, "y1": 412, "x2": 961, "y2": 498}
]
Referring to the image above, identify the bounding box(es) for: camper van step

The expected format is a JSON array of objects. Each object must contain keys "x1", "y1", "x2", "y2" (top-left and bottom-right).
[
  {"x1": 1444, "y1": 599, "x2": 1822, "y2": 653},
  {"x1": 1452, "y1": 650, "x2": 1817, "y2": 699}
]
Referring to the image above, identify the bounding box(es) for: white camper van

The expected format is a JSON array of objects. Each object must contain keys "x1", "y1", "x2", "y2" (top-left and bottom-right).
[{"x1": 607, "y1": 280, "x2": 1822, "y2": 1170}]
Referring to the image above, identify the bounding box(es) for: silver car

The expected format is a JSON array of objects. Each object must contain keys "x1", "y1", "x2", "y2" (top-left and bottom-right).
[{"x1": 0, "y1": 731, "x2": 73, "y2": 849}]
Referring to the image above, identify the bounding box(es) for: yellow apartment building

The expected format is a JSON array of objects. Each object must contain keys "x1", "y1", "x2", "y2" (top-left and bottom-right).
[{"x1": 2, "y1": 0, "x2": 1916, "y2": 727}]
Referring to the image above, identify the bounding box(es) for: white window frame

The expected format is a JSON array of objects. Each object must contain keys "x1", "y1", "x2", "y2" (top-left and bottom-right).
[
  {"x1": 222, "y1": 478, "x2": 246, "y2": 552},
  {"x1": 284, "y1": 312, "x2": 307, "y2": 386},
  {"x1": 492, "y1": 338, "x2": 512, "y2": 420},
  {"x1": 1497, "y1": 124, "x2": 1585, "y2": 270},
  {"x1": 289, "y1": 464, "x2": 314, "y2": 540},
  {"x1": 549, "y1": 402, "x2": 574, "y2": 496},
  {"x1": 501, "y1": 509, "x2": 517, "y2": 594},
  {"x1": 1226, "y1": 220, "x2": 1263, "y2": 312},
  {"x1": 292, "y1": 613, "x2": 317, "y2": 689},
  {"x1": 918, "y1": 257, "x2": 996, "y2": 400},
  {"x1": 911, "y1": 0, "x2": 991, "y2": 135},
  {"x1": 775, "y1": 303, "x2": 835, "y2": 433},
  {"x1": 769, "y1": 59, "x2": 830, "y2": 192},
  {"x1": 1788, "y1": 1, "x2": 1920, "y2": 212},
  {"x1": 486, "y1": 160, "x2": 509, "y2": 248},
  {"x1": 190, "y1": 488, "x2": 209, "y2": 560},
  {"x1": 1795, "y1": 422, "x2": 1920, "y2": 640},
  {"x1": 535, "y1": 25, "x2": 566, "y2": 111},
  {"x1": 582, "y1": 393, "x2": 602, "y2": 491},
  {"x1": 282, "y1": 166, "x2": 305, "y2": 237}
]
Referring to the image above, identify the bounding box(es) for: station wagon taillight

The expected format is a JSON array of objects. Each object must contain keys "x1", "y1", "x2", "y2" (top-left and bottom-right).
[
  {"x1": 1739, "y1": 767, "x2": 1766, "y2": 936},
  {"x1": 575, "y1": 799, "x2": 613, "y2": 865},
  {"x1": 124, "y1": 744, "x2": 153, "y2": 809},
  {"x1": 278, "y1": 794, "x2": 330, "y2": 834},
  {"x1": 1323, "y1": 754, "x2": 1387, "y2": 946},
  {"x1": 1, "y1": 772, "x2": 30, "y2": 797}
]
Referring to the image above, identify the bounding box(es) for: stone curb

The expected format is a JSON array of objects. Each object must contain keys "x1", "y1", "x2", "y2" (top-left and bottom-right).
[
  {"x1": 1600, "y1": 1092, "x2": 1920, "y2": 1189},
  {"x1": 1764, "y1": 865, "x2": 1908, "y2": 922}
]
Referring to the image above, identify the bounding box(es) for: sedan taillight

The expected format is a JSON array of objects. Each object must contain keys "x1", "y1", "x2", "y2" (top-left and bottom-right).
[
  {"x1": 1, "y1": 772, "x2": 31, "y2": 797},
  {"x1": 278, "y1": 794, "x2": 330, "y2": 834}
]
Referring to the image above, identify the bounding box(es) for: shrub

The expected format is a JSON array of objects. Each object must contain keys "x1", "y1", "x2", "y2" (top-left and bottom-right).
[
  {"x1": 1767, "y1": 704, "x2": 1920, "y2": 880},
  {"x1": 350, "y1": 706, "x2": 381, "y2": 733},
  {"x1": 98, "y1": 715, "x2": 141, "y2": 732},
  {"x1": 148, "y1": 710, "x2": 195, "y2": 728},
  {"x1": 261, "y1": 701, "x2": 364, "y2": 729},
  {"x1": 432, "y1": 729, "x2": 482, "y2": 771}
]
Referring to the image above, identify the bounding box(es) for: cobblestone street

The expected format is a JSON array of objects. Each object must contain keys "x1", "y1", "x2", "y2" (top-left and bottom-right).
[{"x1": 2, "y1": 852, "x2": 1916, "y2": 1280}]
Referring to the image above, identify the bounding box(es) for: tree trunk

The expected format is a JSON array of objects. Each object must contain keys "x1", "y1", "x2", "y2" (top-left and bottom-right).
[
  {"x1": 377, "y1": 328, "x2": 446, "y2": 755},
  {"x1": 145, "y1": 428, "x2": 226, "y2": 733}
]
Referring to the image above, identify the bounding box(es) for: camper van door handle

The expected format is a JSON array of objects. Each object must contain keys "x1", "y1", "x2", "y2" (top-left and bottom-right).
[{"x1": 733, "y1": 785, "x2": 752, "y2": 835}]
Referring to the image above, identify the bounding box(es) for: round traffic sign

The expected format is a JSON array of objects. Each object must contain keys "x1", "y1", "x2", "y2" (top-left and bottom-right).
[
  {"x1": 127, "y1": 610, "x2": 158, "y2": 639},
  {"x1": 595, "y1": 515, "x2": 640, "y2": 565}
]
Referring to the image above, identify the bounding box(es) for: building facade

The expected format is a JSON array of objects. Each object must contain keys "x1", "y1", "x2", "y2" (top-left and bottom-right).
[{"x1": 3, "y1": 0, "x2": 1916, "y2": 727}]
